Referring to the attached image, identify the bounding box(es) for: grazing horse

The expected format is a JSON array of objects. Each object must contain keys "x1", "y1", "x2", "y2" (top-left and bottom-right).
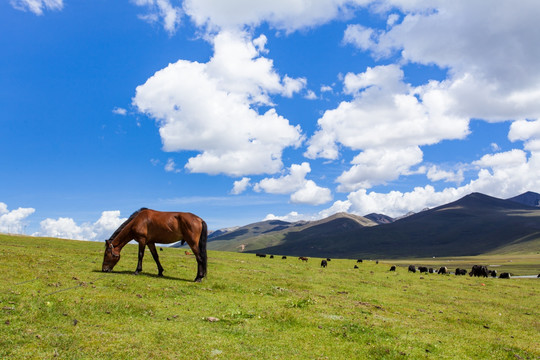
[
  {"x1": 102, "y1": 208, "x2": 208, "y2": 282},
  {"x1": 299, "y1": 257, "x2": 309, "y2": 262}
]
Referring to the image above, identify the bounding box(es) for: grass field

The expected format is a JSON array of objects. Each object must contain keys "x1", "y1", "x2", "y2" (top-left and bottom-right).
[{"x1": 1, "y1": 234, "x2": 539, "y2": 359}]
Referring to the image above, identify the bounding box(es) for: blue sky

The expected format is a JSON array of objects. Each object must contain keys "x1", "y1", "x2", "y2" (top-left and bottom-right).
[{"x1": 2, "y1": 0, "x2": 540, "y2": 240}]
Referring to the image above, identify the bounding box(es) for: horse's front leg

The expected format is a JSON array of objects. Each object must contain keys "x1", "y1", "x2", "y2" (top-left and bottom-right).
[
  {"x1": 147, "y1": 243, "x2": 164, "y2": 277},
  {"x1": 135, "y1": 243, "x2": 146, "y2": 275}
]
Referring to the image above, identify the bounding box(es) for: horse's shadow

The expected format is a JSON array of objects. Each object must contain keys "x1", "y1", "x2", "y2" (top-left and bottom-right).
[{"x1": 91, "y1": 270, "x2": 192, "y2": 282}]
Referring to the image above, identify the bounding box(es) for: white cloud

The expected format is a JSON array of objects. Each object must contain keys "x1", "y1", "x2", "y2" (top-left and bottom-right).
[
  {"x1": 231, "y1": 177, "x2": 251, "y2": 195},
  {"x1": 254, "y1": 162, "x2": 332, "y2": 205},
  {"x1": 353, "y1": 1, "x2": 540, "y2": 122},
  {"x1": 255, "y1": 162, "x2": 312, "y2": 194},
  {"x1": 509, "y1": 119, "x2": 540, "y2": 151},
  {"x1": 112, "y1": 107, "x2": 127, "y2": 116},
  {"x1": 164, "y1": 158, "x2": 181, "y2": 173},
  {"x1": 426, "y1": 165, "x2": 464, "y2": 184},
  {"x1": 10, "y1": 0, "x2": 63, "y2": 15},
  {"x1": 306, "y1": 64, "x2": 469, "y2": 190},
  {"x1": 183, "y1": 0, "x2": 371, "y2": 33},
  {"x1": 133, "y1": 30, "x2": 304, "y2": 177},
  {"x1": 319, "y1": 147, "x2": 540, "y2": 218},
  {"x1": 132, "y1": 0, "x2": 182, "y2": 35},
  {"x1": 264, "y1": 211, "x2": 304, "y2": 223},
  {"x1": 337, "y1": 147, "x2": 423, "y2": 191},
  {"x1": 320, "y1": 85, "x2": 333, "y2": 93},
  {"x1": 304, "y1": 90, "x2": 318, "y2": 100},
  {"x1": 0, "y1": 203, "x2": 35, "y2": 234},
  {"x1": 36, "y1": 210, "x2": 127, "y2": 241},
  {"x1": 290, "y1": 180, "x2": 332, "y2": 205},
  {"x1": 343, "y1": 24, "x2": 376, "y2": 51}
]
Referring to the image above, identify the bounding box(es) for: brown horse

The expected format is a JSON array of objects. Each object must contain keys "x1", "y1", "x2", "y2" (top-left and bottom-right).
[{"x1": 102, "y1": 208, "x2": 208, "y2": 282}]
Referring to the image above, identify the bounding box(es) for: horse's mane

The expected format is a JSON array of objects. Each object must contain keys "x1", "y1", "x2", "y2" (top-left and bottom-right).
[{"x1": 107, "y1": 208, "x2": 148, "y2": 241}]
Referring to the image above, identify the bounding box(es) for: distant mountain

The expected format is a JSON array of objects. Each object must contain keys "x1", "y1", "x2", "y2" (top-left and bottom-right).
[
  {"x1": 207, "y1": 192, "x2": 540, "y2": 258},
  {"x1": 364, "y1": 213, "x2": 394, "y2": 224},
  {"x1": 208, "y1": 226, "x2": 240, "y2": 239},
  {"x1": 173, "y1": 219, "x2": 305, "y2": 249},
  {"x1": 507, "y1": 191, "x2": 540, "y2": 207},
  {"x1": 207, "y1": 212, "x2": 377, "y2": 253}
]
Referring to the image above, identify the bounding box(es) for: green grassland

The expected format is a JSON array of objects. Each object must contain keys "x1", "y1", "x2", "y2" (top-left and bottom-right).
[{"x1": 1, "y1": 234, "x2": 538, "y2": 359}]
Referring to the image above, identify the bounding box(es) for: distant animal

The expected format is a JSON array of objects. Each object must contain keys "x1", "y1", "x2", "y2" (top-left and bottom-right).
[
  {"x1": 389, "y1": 266, "x2": 396, "y2": 271},
  {"x1": 354, "y1": 265, "x2": 359, "y2": 269},
  {"x1": 321, "y1": 260, "x2": 327, "y2": 268},
  {"x1": 455, "y1": 268, "x2": 467, "y2": 276},
  {"x1": 357, "y1": 259, "x2": 363, "y2": 263},
  {"x1": 375, "y1": 260, "x2": 379, "y2": 264},
  {"x1": 299, "y1": 257, "x2": 308, "y2": 262},
  {"x1": 408, "y1": 265, "x2": 416, "y2": 273},
  {"x1": 256, "y1": 253, "x2": 267, "y2": 258},
  {"x1": 469, "y1": 265, "x2": 489, "y2": 277},
  {"x1": 499, "y1": 272, "x2": 511, "y2": 279},
  {"x1": 270, "y1": 255, "x2": 274, "y2": 259},
  {"x1": 538, "y1": 273, "x2": 540, "y2": 278},
  {"x1": 282, "y1": 256, "x2": 287, "y2": 259},
  {"x1": 418, "y1": 266, "x2": 428, "y2": 273},
  {"x1": 428, "y1": 268, "x2": 434, "y2": 274},
  {"x1": 489, "y1": 270, "x2": 497, "y2": 278},
  {"x1": 102, "y1": 208, "x2": 207, "y2": 282},
  {"x1": 185, "y1": 251, "x2": 192, "y2": 255},
  {"x1": 160, "y1": 248, "x2": 163, "y2": 251},
  {"x1": 437, "y1": 266, "x2": 448, "y2": 274},
  {"x1": 326, "y1": 258, "x2": 331, "y2": 262}
]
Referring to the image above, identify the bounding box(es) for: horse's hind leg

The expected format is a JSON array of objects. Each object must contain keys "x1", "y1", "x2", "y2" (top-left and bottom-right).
[
  {"x1": 148, "y1": 243, "x2": 164, "y2": 277},
  {"x1": 135, "y1": 243, "x2": 146, "y2": 275}
]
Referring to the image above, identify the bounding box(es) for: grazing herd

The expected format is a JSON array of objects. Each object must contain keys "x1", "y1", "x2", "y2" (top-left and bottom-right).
[
  {"x1": 407, "y1": 263, "x2": 511, "y2": 278},
  {"x1": 254, "y1": 253, "x2": 517, "y2": 279}
]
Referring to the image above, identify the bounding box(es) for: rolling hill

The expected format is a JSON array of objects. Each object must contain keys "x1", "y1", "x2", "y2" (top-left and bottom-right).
[{"x1": 206, "y1": 192, "x2": 540, "y2": 259}]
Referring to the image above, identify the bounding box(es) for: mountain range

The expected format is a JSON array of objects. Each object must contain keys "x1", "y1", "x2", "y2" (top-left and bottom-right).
[{"x1": 175, "y1": 192, "x2": 540, "y2": 258}]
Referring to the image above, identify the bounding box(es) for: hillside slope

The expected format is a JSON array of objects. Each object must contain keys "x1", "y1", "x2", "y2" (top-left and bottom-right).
[{"x1": 209, "y1": 192, "x2": 540, "y2": 258}]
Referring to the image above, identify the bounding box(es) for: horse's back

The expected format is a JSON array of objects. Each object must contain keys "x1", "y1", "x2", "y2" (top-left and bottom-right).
[{"x1": 133, "y1": 209, "x2": 203, "y2": 244}]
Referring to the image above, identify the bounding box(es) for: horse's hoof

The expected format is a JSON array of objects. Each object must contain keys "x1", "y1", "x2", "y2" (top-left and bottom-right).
[
  {"x1": 194, "y1": 277, "x2": 203, "y2": 283},
  {"x1": 134, "y1": 271, "x2": 140, "y2": 275}
]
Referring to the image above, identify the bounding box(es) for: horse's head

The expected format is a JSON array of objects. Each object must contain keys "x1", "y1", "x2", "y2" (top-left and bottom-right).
[{"x1": 102, "y1": 239, "x2": 121, "y2": 272}]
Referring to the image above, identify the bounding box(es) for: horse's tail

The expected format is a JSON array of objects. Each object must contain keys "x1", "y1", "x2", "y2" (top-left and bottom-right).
[
  {"x1": 107, "y1": 208, "x2": 147, "y2": 241},
  {"x1": 199, "y1": 220, "x2": 208, "y2": 275}
]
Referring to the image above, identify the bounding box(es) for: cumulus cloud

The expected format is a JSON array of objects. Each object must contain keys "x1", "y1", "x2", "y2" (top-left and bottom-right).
[
  {"x1": 254, "y1": 162, "x2": 332, "y2": 205},
  {"x1": 36, "y1": 211, "x2": 127, "y2": 241},
  {"x1": 183, "y1": 0, "x2": 371, "y2": 32},
  {"x1": 133, "y1": 30, "x2": 304, "y2": 177},
  {"x1": 112, "y1": 107, "x2": 127, "y2": 116},
  {"x1": 350, "y1": 1, "x2": 540, "y2": 122},
  {"x1": 343, "y1": 24, "x2": 377, "y2": 51},
  {"x1": 320, "y1": 148, "x2": 540, "y2": 218},
  {"x1": 337, "y1": 147, "x2": 423, "y2": 191},
  {"x1": 0, "y1": 203, "x2": 35, "y2": 234},
  {"x1": 290, "y1": 180, "x2": 332, "y2": 205},
  {"x1": 164, "y1": 158, "x2": 181, "y2": 173},
  {"x1": 306, "y1": 64, "x2": 469, "y2": 191},
  {"x1": 132, "y1": 0, "x2": 182, "y2": 35},
  {"x1": 426, "y1": 165, "x2": 464, "y2": 184},
  {"x1": 10, "y1": 0, "x2": 63, "y2": 15},
  {"x1": 231, "y1": 177, "x2": 251, "y2": 195}
]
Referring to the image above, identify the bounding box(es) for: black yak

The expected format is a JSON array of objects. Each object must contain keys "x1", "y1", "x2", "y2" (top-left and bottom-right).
[
  {"x1": 321, "y1": 259, "x2": 328, "y2": 268},
  {"x1": 469, "y1": 265, "x2": 489, "y2": 277}
]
